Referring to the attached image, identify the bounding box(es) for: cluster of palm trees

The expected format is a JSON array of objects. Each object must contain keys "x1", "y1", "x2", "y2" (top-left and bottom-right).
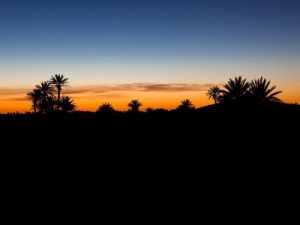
[
  {"x1": 207, "y1": 76, "x2": 282, "y2": 104},
  {"x1": 96, "y1": 98, "x2": 196, "y2": 114},
  {"x1": 27, "y1": 75, "x2": 282, "y2": 113},
  {"x1": 96, "y1": 76, "x2": 281, "y2": 114},
  {"x1": 27, "y1": 74, "x2": 76, "y2": 113}
]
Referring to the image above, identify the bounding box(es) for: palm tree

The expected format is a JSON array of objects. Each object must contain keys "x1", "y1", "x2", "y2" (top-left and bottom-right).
[
  {"x1": 96, "y1": 103, "x2": 115, "y2": 114},
  {"x1": 60, "y1": 96, "x2": 76, "y2": 112},
  {"x1": 46, "y1": 95, "x2": 57, "y2": 112},
  {"x1": 249, "y1": 77, "x2": 282, "y2": 103},
  {"x1": 35, "y1": 81, "x2": 53, "y2": 113},
  {"x1": 50, "y1": 74, "x2": 69, "y2": 110},
  {"x1": 146, "y1": 107, "x2": 154, "y2": 113},
  {"x1": 35, "y1": 81, "x2": 53, "y2": 100},
  {"x1": 177, "y1": 99, "x2": 195, "y2": 111},
  {"x1": 128, "y1": 99, "x2": 142, "y2": 112},
  {"x1": 221, "y1": 76, "x2": 249, "y2": 102},
  {"x1": 27, "y1": 88, "x2": 41, "y2": 113},
  {"x1": 206, "y1": 85, "x2": 221, "y2": 104}
]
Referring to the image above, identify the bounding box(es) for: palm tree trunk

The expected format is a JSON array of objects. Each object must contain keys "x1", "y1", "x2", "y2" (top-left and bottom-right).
[
  {"x1": 43, "y1": 96, "x2": 47, "y2": 113},
  {"x1": 58, "y1": 89, "x2": 61, "y2": 101},
  {"x1": 57, "y1": 88, "x2": 61, "y2": 111}
]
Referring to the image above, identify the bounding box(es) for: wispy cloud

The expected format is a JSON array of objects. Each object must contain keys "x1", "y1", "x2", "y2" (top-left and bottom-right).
[
  {"x1": 65, "y1": 83, "x2": 213, "y2": 95},
  {"x1": 0, "y1": 83, "x2": 213, "y2": 101},
  {"x1": 1, "y1": 97, "x2": 27, "y2": 101},
  {"x1": 0, "y1": 88, "x2": 29, "y2": 101},
  {"x1": 0, "y1": 88, "x2": 29, "y2": 95}
]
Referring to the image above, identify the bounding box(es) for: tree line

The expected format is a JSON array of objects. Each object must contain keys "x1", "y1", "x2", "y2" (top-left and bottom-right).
[{"x1": 27, "y1": 75, "x2": 282, "y2": 113}]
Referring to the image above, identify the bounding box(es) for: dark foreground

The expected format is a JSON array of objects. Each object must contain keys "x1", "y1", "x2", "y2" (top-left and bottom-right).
[
  {"x1": 1, "y1": 103, "x2": 299, "y2": 204},
  {"x1": 1, "y1": 102, "x2": 299, "y2": 149}
]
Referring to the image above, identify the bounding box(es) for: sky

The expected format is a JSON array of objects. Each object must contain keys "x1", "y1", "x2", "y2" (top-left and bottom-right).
[{"x1": 0, "y1": 0, "x2": 299, "y2": 112}]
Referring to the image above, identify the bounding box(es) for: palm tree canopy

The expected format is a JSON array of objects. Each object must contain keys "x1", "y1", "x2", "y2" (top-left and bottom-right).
[
  {"x1": 35, "y1": 81, "x2": 53, "y2": 97},
  {"x1": 207, "y1": 86, "x2": 220, "y2": 99},
  {"x1": 146, "y1": 107, "x2": 154, "y2": 113},
  {"x1": 249, "y1": 77, "x2": 282, "y2": 102},
  {"x1": 27, "y1": 88, "x2": 41, "y2": 100},
  {"x1": 177, "y1": 99, "x2": 195, "y2": 110},
  {"x1": 97, "y1": 103, "x2": 115, "y2": 113},
  {"x1": 222, "y1": 76, "x2": 249, "y2": 101},
  {"x1": 50, "y1": 74, "x2": 69, "y2": 90},
  {"x1": 60, "y1": 96, "x2": 76, "y2": 112},
  {"x1": 128, "y1": 99, "x2": 142, "y2": 111},
  {"x1": 206, "y1": 85, "x2": 221, "y2": 103}
]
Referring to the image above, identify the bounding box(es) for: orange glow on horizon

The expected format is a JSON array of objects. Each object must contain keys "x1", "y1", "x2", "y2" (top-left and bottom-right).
[
  {"x1": 0, "y1": 86, "x2": 299, "y2": 113},
  {"x1": 72, "y1": 91, "x2": 210, "y2": 112},
  {"x1": 0, "y1": 100, "x2": 31, "y2": 113},
  {"x1": 0, "y1": 90, "x2": 211, "y2": 113}
]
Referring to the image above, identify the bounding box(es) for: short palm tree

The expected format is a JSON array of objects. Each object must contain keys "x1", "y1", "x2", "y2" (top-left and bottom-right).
[
  {"x1": 249, "y1": 77, "x2": 282, "y2": 102},
  {"x1": 206, "y1": 85, "x2": 221, "y2": 104},
  {"x1": 60, "y1": 96, "x2": 76, "y2": 112},
  {"x1": 177, "y1": 99, "x2": 195, "y2": 111},
  {"x1": 97, "y1": 103, "x2": 115, "y2": 114},
  {"x1": 146, "y1": 107, "x2": 154, "y2": 113},
  {"x1": 128, "y1": 99, "x2": 142, "y2": 112},
  {"x1": 50, "y1": 74, "x2": 69, "y2": 110},
  {"x1": 46, "y1": 95, "x2": 57, "y2": 112},
  {"x1": 221, "y1": 76, "x2": 249, "y2": 102},
  {"x1": 27, "y1": 88, "x2": 41, "y2": 113}
]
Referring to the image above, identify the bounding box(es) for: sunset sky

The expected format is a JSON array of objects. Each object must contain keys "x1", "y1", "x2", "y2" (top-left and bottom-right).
[{"x1": 0, "y1": 0, "x2": 300, "y2": 112}]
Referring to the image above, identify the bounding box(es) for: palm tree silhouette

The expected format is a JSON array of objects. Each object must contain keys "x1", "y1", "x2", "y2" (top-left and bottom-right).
[
  {"x1": 206, "y1": 85, "x2": 221, "y2": 104},
  {"x1": 128, "y1": 99, "x2": 142, "y2": 112},
  {"x1": 249, "y1": 77, "x2": 282, "y2": 103},
  {"x1": 35, "y1": 81, "x2": 53, "y2": 113},
  {"x1": 221, "y1": 76, "x2": 249, "y2": 102},
  {"x1": 47, "y1": 95, "x2": 57, "y2": 112},
  {"x1": 60, "y1": 96, "x2": 76, "y2": 112},
  {"x1": 97, "y1": 103, "x2": 115, "y2": 113},
  {"x1": 27, "y1": 88, "x2": 41, "y2": 113},
  {"x1": 146, "y1": 107, "x2": 154, "y2": 113},
  {"x1": 50, "y1": 74, "x2": 69, "y2": 110},
  {"x1": 177, "y1": 99, "x2": 195, "y2": 111}
]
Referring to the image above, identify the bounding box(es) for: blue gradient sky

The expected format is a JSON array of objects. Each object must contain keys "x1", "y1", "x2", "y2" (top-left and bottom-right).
[{"x1": 0, "y1": 0, "x2": 300, "y2": 110}]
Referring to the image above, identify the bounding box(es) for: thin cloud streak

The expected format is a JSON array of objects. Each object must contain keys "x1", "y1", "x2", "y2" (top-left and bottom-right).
[
  {"x1": 65, "y1": 83, "x2": 213, "y2": 95},
  {"x1": 0, "y1": 88, "x2": 29, "y2": 95},
  {"x1": 0, "y1": 83, "x2": 213, "y2": 101},
  {"x1": 1, "y1": 97, "x2": 27, "y2": 101}
]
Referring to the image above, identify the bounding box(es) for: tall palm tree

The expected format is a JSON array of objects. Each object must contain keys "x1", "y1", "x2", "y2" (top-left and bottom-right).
[
  {"x1": 60, "y1": 96, "x2": 76, "y2": 112},
  {"x1": 128, "y1": 99, "x2": 142, "y2": 112},
  {"x1": 249, "y1": 77, "x2": 282, "y2": 102},
  {"x1": 96, "y1": 103, "x2": 115, "y2": 114},
  {"x1": 177, "y1": 99, "x2": 195, "y2": 111},
  {"x1": 27, "y1": 88, "x2": 41, "y2": 113},
  {"x1": 35, "y1": 81, "x2": 53, "y2": 113},
  {"x1": 221, "y1": 76, "x2": 249, "y2": 102},
  {"x1": 50, "y1": 74, "x2": 69, "y2": 110},
  {"x1": 206, "y1": 85, "x2": 221, "y2": 104}
]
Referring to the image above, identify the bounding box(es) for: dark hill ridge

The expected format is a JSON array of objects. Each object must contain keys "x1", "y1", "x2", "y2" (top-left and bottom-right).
[{"x1": 198, "y1": 101, "x2": 300, "y2": 113}]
